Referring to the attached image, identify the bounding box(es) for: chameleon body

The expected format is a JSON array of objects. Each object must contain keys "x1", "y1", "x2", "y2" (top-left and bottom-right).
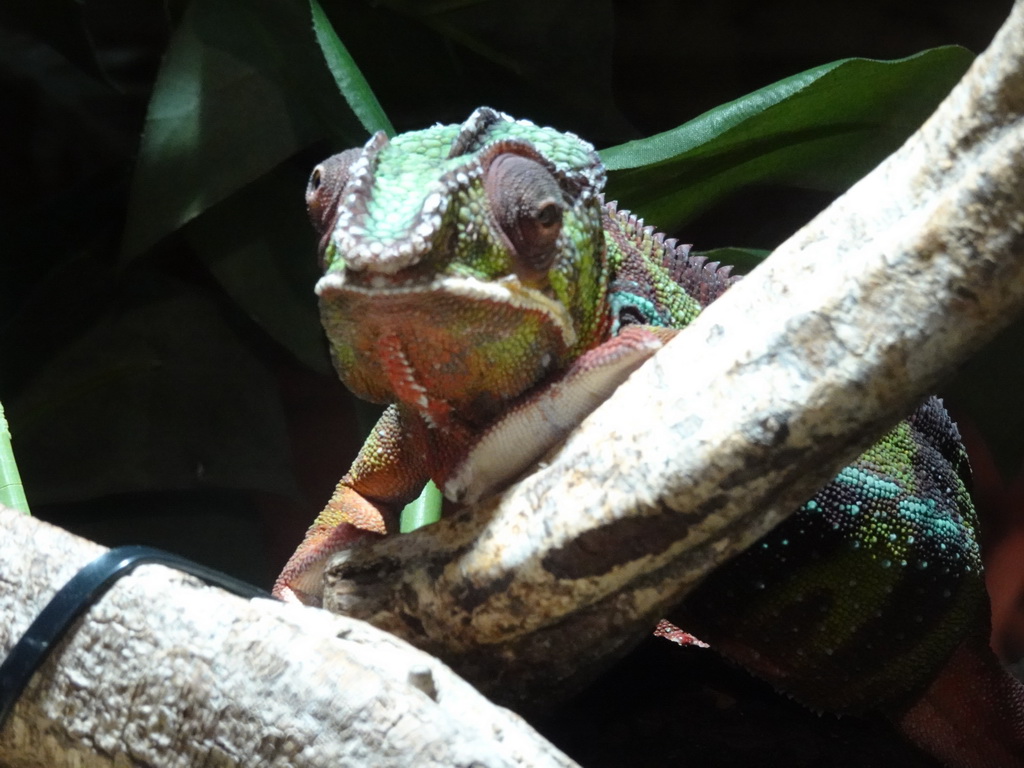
[{"x1": 275, "y1": 108, "x2": 1024, "y2": 766}]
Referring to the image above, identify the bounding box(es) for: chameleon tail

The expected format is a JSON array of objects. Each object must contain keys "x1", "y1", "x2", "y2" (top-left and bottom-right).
[{"x1": 894, "y1": 635, "x2": 1024, "y2": 767}]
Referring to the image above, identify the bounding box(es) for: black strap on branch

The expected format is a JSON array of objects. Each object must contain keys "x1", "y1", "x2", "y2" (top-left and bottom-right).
[{"x1": 0, "y1": 545, "x2": 272, "y2": 729}]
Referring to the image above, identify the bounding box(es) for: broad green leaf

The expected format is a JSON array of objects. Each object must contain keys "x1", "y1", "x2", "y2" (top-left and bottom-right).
[
  {"x1": 123, "y1": 0, "x2": 364, "y2": 258},
  {"x1": 602, "y1": 47, "x2": 973, "y2": 232},
  {"x1": 7, "y1": 278, "x2": 295, "y2": 504},
  {"x1": 186, "y1": 162, "x2": 331, "y2": 374},
  {"x1": 310, "y1": 0, "x2": 393, "y2": 136},
  {"x1": 0, "y1": 401, "x2": 29, "y2": 513},
  {"x1": 400, "y1": 480, "x2": 444, "y2": 533},
  {"x1": 693, "y1": 247, "x2": 772, "y2": 275},
  {"x1": 3, "y1": 0, "x2": 108, "y2": 84}
]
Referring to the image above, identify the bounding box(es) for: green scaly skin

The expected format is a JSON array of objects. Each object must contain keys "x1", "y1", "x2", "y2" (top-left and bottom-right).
[{"x1": 274, "y1": 108, "x2": 1024, "y2": 767}]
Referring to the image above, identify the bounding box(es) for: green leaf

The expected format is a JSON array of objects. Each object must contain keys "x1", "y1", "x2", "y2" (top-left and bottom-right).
[
  {"x1": 122, "y1": 0, "x2": 365, "y2": 258},
  {"x1": 0, "y1": 401, "x2": 29, "y2": 514},
  {"x1": 186, "y1": 162, "x2": 331, "y2": 374},
  {"x1": 310, "y1": 0, "x2": 393, "y2": 136},
  {"x1": 400, "y1": 480, "x2": 443, "y2": 533},
  {"x1": 601, "y1": 47, "x2": 974, "y2": 232},
  {"x1": 2, "y1": 0, "x2": 108, "y2": 84},
  {"x1": 693, "y1": 247, "x2": 772, "y2": 275},
  {"x1": 6, "y1": 277, "x2": 296, "y2": 504}
]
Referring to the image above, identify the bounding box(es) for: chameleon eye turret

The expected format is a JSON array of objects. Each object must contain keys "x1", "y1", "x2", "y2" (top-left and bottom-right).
[
  {"x1": 484, "y1": 152, "x2": 565, "y2": 277},
  {"x1": 305, "y1": 148, "x2": 361, "y2": 265}
]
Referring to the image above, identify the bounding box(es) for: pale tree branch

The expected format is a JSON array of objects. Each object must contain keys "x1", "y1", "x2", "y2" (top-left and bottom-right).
[
  {"x1": 0, "y1": 509, "x2": 577, "y2": 768},
  {"x1": 322, "y1": 0, "x2": 1024, "y2": 707}
]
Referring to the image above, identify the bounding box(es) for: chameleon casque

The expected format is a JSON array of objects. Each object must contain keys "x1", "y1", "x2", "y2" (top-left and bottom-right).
[{"x1": 274, "y1": 108, "x2": 1024, "y2": 766}]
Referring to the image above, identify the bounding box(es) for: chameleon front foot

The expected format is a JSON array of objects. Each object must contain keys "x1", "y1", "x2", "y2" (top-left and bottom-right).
[{"x1": 445, "y1": 325, "x2": 672, "y2": 504}]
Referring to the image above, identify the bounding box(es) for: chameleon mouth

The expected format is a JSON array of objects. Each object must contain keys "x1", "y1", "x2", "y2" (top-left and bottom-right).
[{"x1": 315, "y1": 271, "x2": 578, "y2": 349}]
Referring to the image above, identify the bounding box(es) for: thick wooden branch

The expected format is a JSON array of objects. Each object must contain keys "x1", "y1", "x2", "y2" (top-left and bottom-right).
[
  {"x1": 323, "y1": 0, "x2": 1024, "y2": 706},
  {"x1": 0, "y1": 508, "x2": 577, "y2": 768}
]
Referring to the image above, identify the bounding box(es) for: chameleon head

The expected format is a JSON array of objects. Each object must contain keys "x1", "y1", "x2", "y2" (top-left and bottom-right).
[{"x1": 306, "y1": 108, "x2": 611, "y2": 428}]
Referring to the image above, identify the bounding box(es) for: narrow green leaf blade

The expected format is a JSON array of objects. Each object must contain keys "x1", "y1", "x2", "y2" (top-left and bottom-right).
[
  {"x1": 310, "y1": 0, "x2": 394, "y2": 137},
  {"x1": 0, "y1": 401, "x2": 29, "y2": 513},
  {"x1": 400, "y1": 481, "x2": 443, "y2": 533}
]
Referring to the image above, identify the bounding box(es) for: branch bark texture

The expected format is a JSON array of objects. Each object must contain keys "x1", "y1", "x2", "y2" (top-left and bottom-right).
[
  {"x1": 323, "y1": 0, "x2": 1024, "y2": 706},
  {"x1": 0, "y1": 508, "x2": 577, "y2": 768}
]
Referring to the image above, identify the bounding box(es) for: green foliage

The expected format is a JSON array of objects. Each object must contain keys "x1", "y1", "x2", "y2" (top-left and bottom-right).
[
  {"x1": 0, "y1": 402, "x2": 29, "y2": 514},
  {"x1": 400, "y1": 480, "x2": 444, "y2": 533},
  {"x1": 601, "y1": 49, "x2": 973, "y2": 231},
  {"x1": 692, "y1": 248, "x2": 772, "y2": 275},
  {"x1": 3, "y1": 0, "x2": 1017, "y2": 569},
  {"x1": 310, "y1": 0, "x2": 394, "y2": 137},
  {"x1": 121, "y1": 0, "x2": 366, "y2": 259}
]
